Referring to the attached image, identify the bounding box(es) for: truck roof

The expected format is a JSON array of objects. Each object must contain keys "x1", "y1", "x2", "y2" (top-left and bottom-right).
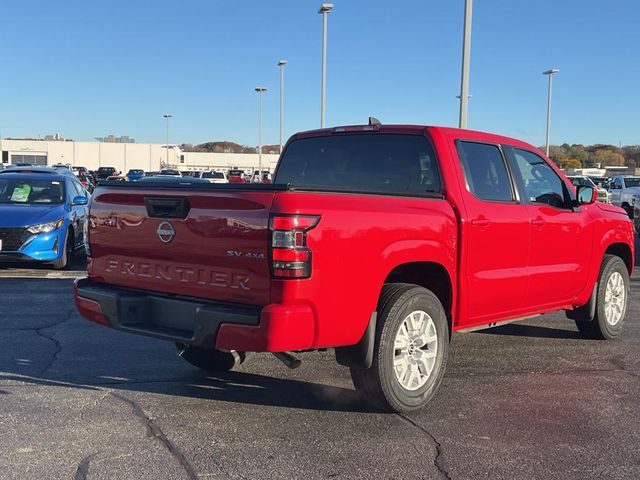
[{"x1": 290, "y1": 124, "x2": 541, "y2": 155}]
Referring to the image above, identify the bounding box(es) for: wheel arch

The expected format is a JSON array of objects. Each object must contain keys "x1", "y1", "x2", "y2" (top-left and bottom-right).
[
  {"x1": 605, "y1": 242, "x2": 633, "y2": 274},
  {"x1": 382, "y1": 261, "x2": 453, "y2": 327},
  {"x1": 336, "y1": 261, "x2": 454, "y2": 369}
]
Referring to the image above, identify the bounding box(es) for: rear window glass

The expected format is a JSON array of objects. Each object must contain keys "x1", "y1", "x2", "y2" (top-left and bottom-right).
[
  {"x1": 202, "y1": 172, "x2": 225, "y2": 179},
  {"x1": 625, "y1": 178, "x2": 640, "y2": 188},
  {"x1": 275, "y1": 134, "x2": 441, "y2": 195}
]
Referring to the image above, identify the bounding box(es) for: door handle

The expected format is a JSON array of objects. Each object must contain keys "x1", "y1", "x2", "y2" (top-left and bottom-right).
[
  {"x1": 531, "y1": 217, "x2": 545, "y2": 226},
  {"x1": 471, "y1": 218, "x2": 490, "y2": 227}
]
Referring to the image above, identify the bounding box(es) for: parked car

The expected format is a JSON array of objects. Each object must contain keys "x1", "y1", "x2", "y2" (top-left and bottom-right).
[
  {"x1": 567, "y1": 176, "x2": 609, "y2": 203},
  {"x1": 136, "y1": 176, "x2": 211, "y2": 185},
  {"x1": 250, "y1": 170, "x2": 271, "y2": 184},
  {"x1": 96, "y1": 167, "x2": 119, "y2": 181},
  {"x1": 74, "y1": 123, "x2": 634, "y2": 413},
  {"x1": 106, "y1": 175, "x2": 128, "y2": 182},
  {"x1": 589, "y1": 176, "x2": 609, "y2": 189},
  {"x1": 201, "y1": 171, "x2": 228, "y2": 183},
  {"x1": 76, "y1": 171, "x2": 94, "y2": 193},
  {"x1": 0, "y1": 171, "x2": 88, "y2": 269},
  {"x1": 227, "y1": 169, "x2": 247, "y2": 184},
  {"x1": 608, "y1": 175, "x2": 640, "y2": 218},
  {"x1": 126, "y1": 169, "x2": 145, "y2": 182},
  {"x1": 158, "y1": 169, "x2": 182, "y2": 177}
]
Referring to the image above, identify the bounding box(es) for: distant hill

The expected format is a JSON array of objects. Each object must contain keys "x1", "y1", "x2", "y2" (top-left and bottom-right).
[{"x1": 180, "y1": 142, "x2": 281, "y2": 155}]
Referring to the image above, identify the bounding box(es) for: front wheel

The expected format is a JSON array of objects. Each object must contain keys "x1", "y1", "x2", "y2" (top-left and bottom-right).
[
  {"x1": 350, "y1": 284, "x2": 449, "y2": 413},
  {"x1": 51, "y1": 229, "x2": 73, "y2": 270},
  {"x1": 575, "y1": 255, "x2": 630, "y2": 340}
]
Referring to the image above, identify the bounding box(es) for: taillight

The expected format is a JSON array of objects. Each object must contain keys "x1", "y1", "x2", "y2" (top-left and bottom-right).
[
  {"x1": 270, "y1": 215, "x2": 320, "y2": 279},
  {"x1": 83, "y1": 217, "x2": 91, "y2": 257}
]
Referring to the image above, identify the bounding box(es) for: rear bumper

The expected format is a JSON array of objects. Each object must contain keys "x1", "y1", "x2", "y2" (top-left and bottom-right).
[{"x1": 74, "y1": 278, "x2": 315, "y2": 352}]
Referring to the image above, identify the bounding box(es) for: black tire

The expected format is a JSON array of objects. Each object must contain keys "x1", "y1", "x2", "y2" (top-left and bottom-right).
[
  {"x1": 51, "y1": 229, "x2": 73, "y2": 270},
  {"x1": 176, "y1": 343, "x2": 246, "y2": 373},
  {"x1": 575, "y1": 255, "x2": 630, "y2": 340},
  {"x1": 350, "y1": 284, "x2": 449, "y2": 413}
]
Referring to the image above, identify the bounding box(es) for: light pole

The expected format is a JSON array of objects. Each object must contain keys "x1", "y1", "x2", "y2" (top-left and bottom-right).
[
  {"x1": 543, "y1": 68, "x2": 559, "y2": 157},
  {"x1": 163, "y1": 113, "x2": 172, "y2": 166},
  {"x1": 278, "y1": 60, "x2": 287, "y2": 154},
  {"x1": 255, "y1": 87, "x2": 267, "y2": 181},
  {"x1": 318, "y1": 3, "x2": 333, "y2": 128},
  {"x1": 458, "y1": 0, "x2": 473, "y2": 129}
]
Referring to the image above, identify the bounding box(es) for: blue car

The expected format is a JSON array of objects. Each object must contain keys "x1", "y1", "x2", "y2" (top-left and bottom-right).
[
  {"x1": 0, "y1": 169, "x2": 89, "y2": 269},
  {"x1": 126, "y1": 169, "x2": 145, "y2": 181}
]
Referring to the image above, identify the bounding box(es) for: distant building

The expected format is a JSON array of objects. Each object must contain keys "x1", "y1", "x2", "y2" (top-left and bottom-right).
[
  {"x1": 43, "y1": 133, "x2": 66, "y2": 141},
  {"x1": 94, "y1": 135, "x2": 135, "y2": 143},
  {"x1": 0, "y1": 138, "x2": 278, "y2": 172}
]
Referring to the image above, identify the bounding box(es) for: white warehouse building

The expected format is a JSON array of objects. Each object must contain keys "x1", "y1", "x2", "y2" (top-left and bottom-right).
[{"x1": 0, "y1": 139, "x2": 280, "y2": 173}]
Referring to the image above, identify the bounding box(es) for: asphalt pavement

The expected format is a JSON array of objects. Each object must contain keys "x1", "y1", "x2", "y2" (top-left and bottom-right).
[{"x1": 1, "y1": 249, "x2": 639, "y2": 479}]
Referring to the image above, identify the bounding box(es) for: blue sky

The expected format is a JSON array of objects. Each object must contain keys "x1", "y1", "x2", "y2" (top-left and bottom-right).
[{"x1": 0, "y1": 0, "x2": 638, "y2": 147}]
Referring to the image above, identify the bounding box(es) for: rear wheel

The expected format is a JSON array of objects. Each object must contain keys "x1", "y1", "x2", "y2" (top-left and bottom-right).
[
  {"x1": 176, "y1": 343, "x2": 246, "y2": 373},
  {"x1": 51, "y1": 229, "x2": 73, "y2": 270},
  {"x1": 575, "y1": 255, "x2": 629, "y2": 340},
  {"x1": 350, "y1": 284, "x2": 449, "y2": 413}
]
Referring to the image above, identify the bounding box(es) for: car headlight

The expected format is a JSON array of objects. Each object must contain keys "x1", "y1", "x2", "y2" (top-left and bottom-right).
[{"x1": 27, "y1": 219, "x2": 64, "y2": 234}]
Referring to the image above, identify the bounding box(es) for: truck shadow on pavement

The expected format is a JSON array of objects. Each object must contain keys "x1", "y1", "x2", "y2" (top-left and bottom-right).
[
  {"x1": 474, "y1": 323, "x2": 584, "y2": 339},
  {"x1": 0, "y1": 369, "x2": 374, "y2": 413}
]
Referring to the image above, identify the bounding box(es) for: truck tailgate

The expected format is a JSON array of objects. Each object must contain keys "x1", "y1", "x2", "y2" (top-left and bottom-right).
[{"x1": 87, "y1": 185, "x2": 276, "y2": 306}]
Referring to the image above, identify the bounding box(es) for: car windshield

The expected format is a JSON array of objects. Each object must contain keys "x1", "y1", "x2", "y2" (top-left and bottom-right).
[
  {"x1": 0, "y1": 178, "x2": 65, "y2": 204},
  {"x1": 625, "y1": 178, "x2": 640, "y2": 188},
  {"x1": 569, "y1": 177, "x2": 594, "y2": 187},
  {"x1": 128, "y1": 170, "x2": 144, "y2": 174},
  {"x1": 159, "y1": 169, "x2": 180, "y2": 175},
  {"x1": 202, "y1": 172, "x2": 225, "y2": 179}
]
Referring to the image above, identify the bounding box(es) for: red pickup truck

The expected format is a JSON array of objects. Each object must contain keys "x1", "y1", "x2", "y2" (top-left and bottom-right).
[{"x1": 74, "y1": 124, "x2": 635, "y2": 413}]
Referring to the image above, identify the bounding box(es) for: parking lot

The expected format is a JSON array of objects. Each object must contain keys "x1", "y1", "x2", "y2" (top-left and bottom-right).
[{"x1": 1, "y1": 242, "x2": 639, "y2": 480}]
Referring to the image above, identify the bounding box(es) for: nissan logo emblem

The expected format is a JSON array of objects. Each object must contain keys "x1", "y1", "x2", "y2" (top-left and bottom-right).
[{"x1": 156, "y1": 221, "x2": 175, "y2": 243}]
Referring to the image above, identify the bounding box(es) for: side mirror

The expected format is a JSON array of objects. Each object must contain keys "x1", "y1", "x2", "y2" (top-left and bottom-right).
[
  {"x1": 72, "y1": 195, "x2": 89, "y2": 206},
  {"x1": 576, "y1": 186, "x2": 596, "y2": 205}
]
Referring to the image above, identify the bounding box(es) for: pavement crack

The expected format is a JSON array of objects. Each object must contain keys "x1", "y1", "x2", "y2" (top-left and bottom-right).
[
  {"x1": 73, "y1": 452, "x2": 97, "y2": 480},
  {"x1": 397, "y1": 414, "x2": 451, "y2": 480},
  {"x1": 34, "y1": 309, "x2": 73, "y2": 375},
  {"x1": 79, "y1": 390, "x2": 112, "y2": 420},
  {"x1": 109, "y1": 391, "x2": 198, "y2": 480}
]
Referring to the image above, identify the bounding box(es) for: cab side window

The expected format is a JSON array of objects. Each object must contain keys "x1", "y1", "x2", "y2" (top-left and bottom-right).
[
  {"x1": 456, "y1": 141, "x2": 514, "y2": 202},
  {"x1": 512, "y1": 149, "x2": 569, "y2": 209}
]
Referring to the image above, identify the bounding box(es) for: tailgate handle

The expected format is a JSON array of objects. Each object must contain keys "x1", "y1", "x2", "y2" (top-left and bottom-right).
[{"x1": 144, "y1": 197, "x2": 191, "y2": 219}]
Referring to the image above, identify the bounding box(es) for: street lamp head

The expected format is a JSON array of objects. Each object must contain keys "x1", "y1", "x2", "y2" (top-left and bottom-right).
[
  {"x1": 278, "y1": 60, "x2": 287, "y2": 66},
  {"x1": 543, "y1": 68, "x2": 559, "y2": 75},
  {"x1": 163, "y1": 113, "x2": 172, "y2": 119},
  {"x1": 318, "y1": 3, "x2": 333, "y2": 13},
  {"x1": 255, "y1": 87, "x2": 268, "y2": 93}
]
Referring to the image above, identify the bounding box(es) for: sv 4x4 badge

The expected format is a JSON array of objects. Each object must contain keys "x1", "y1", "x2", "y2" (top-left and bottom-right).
[{"x1": 227, "y1": 250, "x2": 265, "y2": 259}]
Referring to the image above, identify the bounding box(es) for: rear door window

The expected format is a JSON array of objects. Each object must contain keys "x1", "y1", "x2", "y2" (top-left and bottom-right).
[
  {"x1": 275, "y1": 134, "x2": 441, "y2": 196},
  {"x1": 456, "y1": 141, "x2": 514, "y2": 202}
]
